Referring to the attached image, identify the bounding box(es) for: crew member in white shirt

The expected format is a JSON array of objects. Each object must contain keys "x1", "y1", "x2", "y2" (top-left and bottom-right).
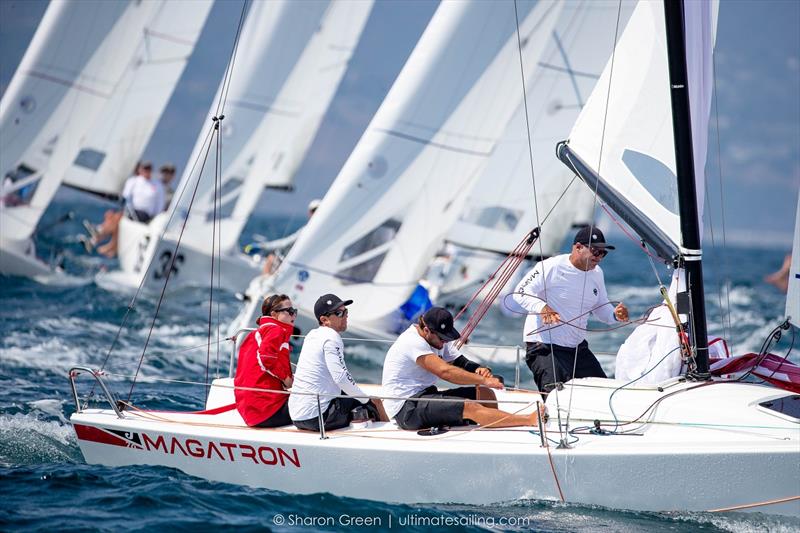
[
  {"x1": 121, "y1": 161, "x2": 165, "y2": 223},
  {"x1": 289, "y1": 294, "x2": 388, "y2": 431},
  {"x1": 382, "y1": 307, "x2": 544, "y2": 430},
  {"x1": 513, "y1": 226, "x2": 629, "y2": 392}
]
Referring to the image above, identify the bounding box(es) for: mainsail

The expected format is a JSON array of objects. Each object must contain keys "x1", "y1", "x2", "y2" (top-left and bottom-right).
[
  {"x1": 265, "y1": 0, "x2": 566, "y2": 333},
  {"x1": 62, "y1": 0, "x2": 212, "y2": 199},
  {"x1": 558, "y1": 0, "x2": 717, "y2": 262},
  {"x1": 1, "y1": 0, "x2": 157, "y2": 244},
  {"x1": 169, "y1": 0, "x2": 374, "y2": 257}
]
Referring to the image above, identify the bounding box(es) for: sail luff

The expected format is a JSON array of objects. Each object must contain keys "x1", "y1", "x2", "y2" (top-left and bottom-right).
[{"x1": 787, "y1": 190, "x2": 800, "y2": 328}]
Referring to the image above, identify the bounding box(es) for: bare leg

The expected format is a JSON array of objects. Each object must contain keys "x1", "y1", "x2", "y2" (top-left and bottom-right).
[
  {"x1": 97, "y1": 216, "x2": 121, "y2": 258},
  {"x1": 475, "y1": 386, "x2": 498, "y2": 409},
  {"x1": 370, "y1": 398, "x2": 390, "y2": 422},
  {"x1": 764, "y1": 254, "x2": 791, "y2": 293},
  {"x1": 463, "y1": 402, "x2": 545, "y2": 428}
]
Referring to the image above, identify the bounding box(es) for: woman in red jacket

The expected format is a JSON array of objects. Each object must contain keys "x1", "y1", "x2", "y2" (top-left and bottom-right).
[{"x1": 234, "y1": 294, "x2": 296, "y2": 427}]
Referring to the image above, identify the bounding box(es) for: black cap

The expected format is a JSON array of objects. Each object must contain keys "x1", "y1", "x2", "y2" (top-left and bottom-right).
[
  {"x1": 314, "y1": 293, "x2": 353, "y2": 321},
  {"x1": 573, "y1": 226, "x2": 615, "y2": 250},
  {"x1": 422, "y1": 307, "x2": 461, "y2": 342}
]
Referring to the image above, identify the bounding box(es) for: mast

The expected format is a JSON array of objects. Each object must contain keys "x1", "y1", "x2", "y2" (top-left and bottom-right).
[{"x1": 663, "y1": 0, "x2": 710, "y2": 379}]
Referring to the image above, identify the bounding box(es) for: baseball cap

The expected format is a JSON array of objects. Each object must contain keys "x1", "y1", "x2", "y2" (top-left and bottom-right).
[
  {"x1": 314, "y1": 293, "x2": 353, "y2": 321},
  {"x1": 573, "y1": 226, "x2": 615, "y2": 250},
  {"x1": 422, "y1": 307, "x2": 461, "y2": 342}
]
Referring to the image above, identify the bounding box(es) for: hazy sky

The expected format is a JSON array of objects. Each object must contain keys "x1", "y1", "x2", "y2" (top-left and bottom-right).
[{"x1": 1, "y1": 0, "x2": 798, "y2": 248}]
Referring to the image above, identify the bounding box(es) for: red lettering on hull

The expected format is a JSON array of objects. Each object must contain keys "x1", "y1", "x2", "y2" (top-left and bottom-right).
[{"x1": 134, "y1": 431, "x2": 301, "y2": 468}]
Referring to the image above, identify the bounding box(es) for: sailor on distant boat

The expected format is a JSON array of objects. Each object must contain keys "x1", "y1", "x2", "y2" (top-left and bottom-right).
[
  {"x1": 513, "y1": 227, "x2": 629, "y2": 392},
  {"x1": 289, "y1": 294, "x2": 388, "y2": 431},
  {"x1": 234, "y1": 294, "x2": 296, "y2": 428},
  {"x1": 81, "y1": 161, "x2": 165, "y2": 257},
  {"x1": 382, "y1": 306, "x2": 544, "y2": 430}
]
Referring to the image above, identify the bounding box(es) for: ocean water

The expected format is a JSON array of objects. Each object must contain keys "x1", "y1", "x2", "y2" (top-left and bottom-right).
[{"x1": 1, "y1": 193, "x2": 798, "y2": 532}]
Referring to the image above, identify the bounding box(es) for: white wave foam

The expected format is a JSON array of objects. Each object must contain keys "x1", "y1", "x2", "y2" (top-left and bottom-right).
[{"x1": 0, "y1": 413, "x2": 80, "y2": 465}]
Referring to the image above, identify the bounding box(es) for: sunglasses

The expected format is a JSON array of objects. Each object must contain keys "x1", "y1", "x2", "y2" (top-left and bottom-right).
[
  {"x1": 584, "y1": 246, "x2": 607, "y2": 258},
  {"x1": 328, "y1": 308, "x2": 348, "y2": 318},
  {"x1": 274, "y1": 306, "x2": 298, "y2": 316}
]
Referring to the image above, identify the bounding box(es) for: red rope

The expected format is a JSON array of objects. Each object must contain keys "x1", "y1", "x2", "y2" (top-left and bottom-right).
[{"x1": 454, "y1": 229, "x2": 539, "y2": 349}]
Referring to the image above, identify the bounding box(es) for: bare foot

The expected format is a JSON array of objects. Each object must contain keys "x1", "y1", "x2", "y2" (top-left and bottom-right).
[{"x1": 764, "y1": 254, "x2": 791, "y2": 293}]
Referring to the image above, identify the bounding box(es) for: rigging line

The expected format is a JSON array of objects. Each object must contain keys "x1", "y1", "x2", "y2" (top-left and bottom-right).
[
  {"x1": 96, "y1": 122, "x2": 217, "y2": 381},
  {"x1": 206, "y1": 119, "x2": 221, "y2": 391},
  {"x1": 708, "y1": 495, "x2": 800, "y2": 513},
  {"x1": 214, "y1": 0, "x2": 249, "y2": 119},
  {"x1": 126, "y1": 123, "x2": 220, "y2": 405},
  {"x1": 607, "y1": 346, "x2": 681, "y2": 433},
  {"x1": 565, "y1": 0, "x2": 624, "y2": 437},
  {"x1": 761, "y1": 326, "x2": 795, "y2": 383},
  {"x1": 215, "y1": 118, "x2": 224, "y2": 380},
  {"x1": 514, "y1": 0, "x2": 564, "y2": 442},
  {"x1": 711, "y1": 51, "x2": 733, "y2": 339}
]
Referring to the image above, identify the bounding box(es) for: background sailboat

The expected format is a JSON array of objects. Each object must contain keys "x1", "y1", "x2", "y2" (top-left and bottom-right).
[
  {"x1": 100, "y1": 0, "x2": 374, "y2": 294},
  {"x1": 0, "y1": 0, "x2": 165, "y2": 281},
  {"x1": 62, "y1": 0, "x2": 212, "y2": 201},
  {"x1": 425, "y1": 0, "x2": 635, "y2": 305},
  {"x1": 233, "y1": 0, "x2": 581, "y2": 336}
]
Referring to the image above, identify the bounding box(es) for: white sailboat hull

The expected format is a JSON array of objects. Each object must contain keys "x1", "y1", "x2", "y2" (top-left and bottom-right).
[
  {"x1": 97, "y1": 215, "x2": 260, "y2": 293},
  {"x1": 71, "y1": 379, "x2": 800, "y2": 516},
  {"x1": 0, "y1": 235, "x2": 86, "y2": 285}
]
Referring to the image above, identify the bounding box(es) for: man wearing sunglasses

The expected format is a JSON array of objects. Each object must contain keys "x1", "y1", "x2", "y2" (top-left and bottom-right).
[
  {"x1": 289, "y1": 294, "x2": 388, "y2": 431},
  {"x1": 512, "y1": 226, "x2": 629, "y2": 393},
  {"x1": 382, "y1": 307, "x2": 545, "y2": 430}
]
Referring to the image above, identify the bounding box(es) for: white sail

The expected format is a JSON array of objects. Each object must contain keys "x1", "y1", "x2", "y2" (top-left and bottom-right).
[
  {"x1": 562, "y1": 0, "x2": 717, "y2": 260},
  {"x1": 266, "y1": 0, "x2": 565, "y2": 333},
  {"x1": 171, "y1": 0, "x2": 373, "y2": 256},
  {"x1": 787, "y1": 189, "x2": 800, "y2": 327},
  {"x1": 62, "y1": 0, "x2": 212, "y2": 199},
  {"x1": 448, "y1": 1, "x2": 635, "y2": 260},
  {"x1": 0, "y1": 0, "x2": 162, "y2": 254}
]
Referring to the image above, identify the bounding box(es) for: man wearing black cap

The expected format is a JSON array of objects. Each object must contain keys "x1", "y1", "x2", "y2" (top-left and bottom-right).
[
  {"x1": 513, "y1": 226, "x2": 629, "y2": 392},
  {"x1": 289, "y1": 294, "x2": 387, "y2": 431},
  {"x1": 381, "y1": 307, "x2": 544, "y2": 430}
]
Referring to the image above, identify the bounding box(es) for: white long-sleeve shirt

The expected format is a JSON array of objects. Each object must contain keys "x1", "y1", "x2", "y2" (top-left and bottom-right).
[
  {"x1": 288, "y1": 326, "x2": 368, "y2": 421},
  {"x1": 512, "y1": 254, "x2": 617, "y2": 347},
  {"x1": 121, "y1": 174, "x2": 165, "y2": 218}
]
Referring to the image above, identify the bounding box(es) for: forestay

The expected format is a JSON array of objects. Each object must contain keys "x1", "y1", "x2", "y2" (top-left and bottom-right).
[
  {"x1": 448, "y1": 0, "x2": 635, "y2": 260},
  {"x1": 62, "y1": 0, "x2": 212, "y2": 199},
  {"x1": 169, "y1": 0, "x2": 373, "y2": 256},
  {"x1": 270, "y1": 0, "x2": 565, "y2": 332},
  {"x1": 0, "y1": 0, "x2": 156, "y2": 244},
  {"x1": 559, "y1": 0, "x2": 718, "y2": 262}
]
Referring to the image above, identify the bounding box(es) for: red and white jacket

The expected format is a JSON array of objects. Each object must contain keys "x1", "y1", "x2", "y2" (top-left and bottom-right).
[{"x1": 234, "y1": 316, "x2": 293, "y2": 426}]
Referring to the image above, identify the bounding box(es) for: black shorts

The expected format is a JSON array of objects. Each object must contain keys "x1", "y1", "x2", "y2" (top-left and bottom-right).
[
  {"x1": 394, "y1": 385, "x2": 477, "y2": 430},
  {"x1": 129, "y1": 209, "x2": 153, "y2": 223},
  {"x1": 254, "y1": 400, "x2": 292, "y2": 428},
  {"x1": 293, "y1": 397, "x2": 363, "y2": 432},
  {"x1": 525, "y1": 340, "x2": 606, "y2": 393}
]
